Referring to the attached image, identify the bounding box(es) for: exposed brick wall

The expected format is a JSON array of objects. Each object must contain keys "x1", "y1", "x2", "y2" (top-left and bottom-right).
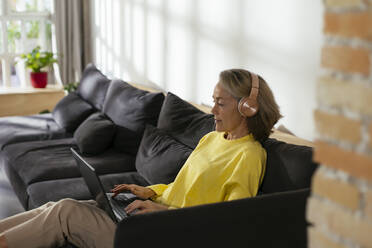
[
  {"x1": 314, "y1": 109, "x2": 362, "y2": 145},
  {"x1": 317, "y1": 76, "x2": 372, "y2": 115},
  {"x1": 324, "y1": 11, "x2": 372, "y2": 40},
  {"x1": 307, "y1": 1, "x2": 372, "y2": 247},
  {"x1": 314, "y1": 141, "x2": 372, "y2": 180},
  {"x1": 312, "y1": 169, "x2": 360, "y2": 210},
  {"x1": 321, "y1": 45, "x2": 370, "y2": 75},
  {"x1": 324, "y1": 0, "x2": 365, "y2": 8}
]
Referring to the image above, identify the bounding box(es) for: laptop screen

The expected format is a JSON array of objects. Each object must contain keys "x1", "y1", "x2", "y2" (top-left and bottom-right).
[{"x1": 71, "y1": 148, "x2": 118, "y2": 222}]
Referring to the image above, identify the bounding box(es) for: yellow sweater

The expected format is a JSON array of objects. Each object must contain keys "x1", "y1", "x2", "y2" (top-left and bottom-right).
[{"x1": 148, "y1": 131, "x2": 266, "y2": 208}]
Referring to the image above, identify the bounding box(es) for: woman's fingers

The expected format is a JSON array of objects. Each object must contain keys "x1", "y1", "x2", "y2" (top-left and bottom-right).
[
  {"x1": 111, "y1": 184, "x2": 143, "y2": 197},
  {"x1": 111, "y1": 185, "x2": 123, "y2": 193},
  {"x1": 111, "y1": 184, "x2": 153, "y2": 199},
  {"x1": 125, "y1": 200, "x2": 143, "y2": 214},
  {"x1": 125, "y1": 200, "x2": 153, "y2": 214},
  {"x1": 124, "y1": 200, "x2": 168, "y2": 215},
  {"x1": 110, "y1": 184, "x2": 130, "y2": 197},
  {"x1": 134, "y1": 209, "x2": 151, "y2": 215}
]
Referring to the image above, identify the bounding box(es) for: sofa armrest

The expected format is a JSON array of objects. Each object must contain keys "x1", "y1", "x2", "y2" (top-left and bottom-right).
[{"x1": 114, "y1": 188, "x2": 310, "y2": 248}]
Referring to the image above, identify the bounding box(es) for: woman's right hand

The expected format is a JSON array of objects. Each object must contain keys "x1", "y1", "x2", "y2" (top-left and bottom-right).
[{"x1": 110, "y1": 184, "x2": 156, "y2": 199}]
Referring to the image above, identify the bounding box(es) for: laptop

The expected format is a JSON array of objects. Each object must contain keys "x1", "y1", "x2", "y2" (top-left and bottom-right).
[{"x1": 71, "y1": 147, "x2": 138, "y2": 223}]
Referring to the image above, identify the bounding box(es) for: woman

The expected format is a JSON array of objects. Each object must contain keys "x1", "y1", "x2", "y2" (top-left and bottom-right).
[{"x1": 0, "y1": 69, "x2": 281, "y2": 248}]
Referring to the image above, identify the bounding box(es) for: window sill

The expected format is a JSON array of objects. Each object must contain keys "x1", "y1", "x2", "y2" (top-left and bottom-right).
[
  {"x1": 0, "y1": 86, "x2": 66, "y2": 117},
  {"x1": 0, "y1": 85, "x2": 64, "y2": 95}
]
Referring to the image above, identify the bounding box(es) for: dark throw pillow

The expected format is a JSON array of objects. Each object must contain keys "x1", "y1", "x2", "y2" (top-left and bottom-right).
[
  {"x1": 157, "y1": 92, "x2": 215, "y2": 149},
  {"x1": 74, "y1": 112, "x2": 116, "y2": 155},
  {"x1": 52, "y1": 92, "x2": 95, "y2": 133},
  {"x1": 113, "y1": 125, "x2": 142, "y2": 155},
  {"x1": 259, "y1": 138, "x2": 318, "y2": 194},
  {"x1": 77, "y1": 63, "x2": 111, "y2": 110},
  {"x1": 135, "y1": 125, "x2": 193, "y2": 185},
  {"x1": 103, "y1": 79, "x2": 165, "y2": 155}
]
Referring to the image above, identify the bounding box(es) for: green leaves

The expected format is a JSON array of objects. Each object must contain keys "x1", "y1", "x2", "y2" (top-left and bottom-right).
[
  {"x1": 63, "y1": 81, "x2": 79, "y2": 93},
  {"x1": 20, "y1": 46, "x2": 57, "y2": 73}
]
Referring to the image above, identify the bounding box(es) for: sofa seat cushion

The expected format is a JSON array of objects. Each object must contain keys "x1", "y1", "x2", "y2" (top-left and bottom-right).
[
  {"x1": 2, "y1": 139, "x2": 136, "y2": 186},
  {"x1": 136, "y1": 125, "x2": 193, "y2": 185},
  {"x1": 0, "y1": 113, "x2": 70, "y2": 150},
  {"x1": 27, "y1": 172, "x2": 149, "y2": 209},
  {"x1": 74, "y1": 112, "x2": 116, "y2": 155},
  {"x1": 260, "y1": 138, "x2": 318, "y2": 194},
  {"x1": 53, "y1": 92, "x2": 96, "y2": 133},
  {"x1": 77, "y1": 63, "x2": 111, "y2": 110},
  {"x1": 103, "y1": 79, "x2": 165, "y2": 155},
  {"x1": 1, "y1": 153, "x2": 30, "y2": 209},
  {"x1": 157, "y1": 92, "x2": 215, "y2": 149}
]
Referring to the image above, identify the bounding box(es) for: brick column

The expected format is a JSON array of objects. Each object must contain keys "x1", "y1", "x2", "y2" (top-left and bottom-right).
[{"x1": 307, "y1": 1, "x2": 372, "y2": 247}]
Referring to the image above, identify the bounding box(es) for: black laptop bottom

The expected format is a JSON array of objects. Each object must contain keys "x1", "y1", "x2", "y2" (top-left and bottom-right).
[{"x1": 106, "y1": 193, "x2": 138, "y2": 219}]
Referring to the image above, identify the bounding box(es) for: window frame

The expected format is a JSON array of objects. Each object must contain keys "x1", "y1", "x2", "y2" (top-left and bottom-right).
[{"x1": 0, "y1": 0, "x2": 58, "y2": 88}]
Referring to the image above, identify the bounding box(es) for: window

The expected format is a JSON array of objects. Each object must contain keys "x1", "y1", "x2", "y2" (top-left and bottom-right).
[{"x1": 0, "y1": 0, "x2": 55, "y2": 88}]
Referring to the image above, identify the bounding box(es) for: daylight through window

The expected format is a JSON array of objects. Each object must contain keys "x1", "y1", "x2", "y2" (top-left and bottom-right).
[{"x1": 0, "y1": 0, "x2": 54, "y2": 88}]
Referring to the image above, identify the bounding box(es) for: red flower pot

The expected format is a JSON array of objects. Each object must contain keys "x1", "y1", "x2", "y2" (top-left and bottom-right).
[{"x1": 30, "y1": 72, "x2": 48, "y2": 88}]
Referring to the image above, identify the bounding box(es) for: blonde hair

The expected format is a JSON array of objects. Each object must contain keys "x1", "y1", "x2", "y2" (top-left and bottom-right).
[{"x1": 219, "y1": 69, "x2": 282, "y2": 142}]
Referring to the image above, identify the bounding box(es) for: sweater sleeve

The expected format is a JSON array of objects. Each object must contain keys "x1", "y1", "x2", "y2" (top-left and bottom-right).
[{"x1": 147, "y1": 183, "x2": 172, "y2": 198}]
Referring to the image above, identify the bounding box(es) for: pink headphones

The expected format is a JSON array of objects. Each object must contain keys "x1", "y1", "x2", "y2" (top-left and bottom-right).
[{"x1": 237, "y1": 72, "x2": 259, "y2": 117}]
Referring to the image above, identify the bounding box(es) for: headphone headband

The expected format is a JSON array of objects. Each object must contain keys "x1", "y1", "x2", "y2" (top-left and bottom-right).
[{"x1": 249, "y1": 72, "x2": 259, "y2": 101}]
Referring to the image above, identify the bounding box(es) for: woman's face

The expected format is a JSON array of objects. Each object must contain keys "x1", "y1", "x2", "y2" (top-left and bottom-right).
[{"x1": 211, "y1": 83, "x2": 248, "y2": 136}]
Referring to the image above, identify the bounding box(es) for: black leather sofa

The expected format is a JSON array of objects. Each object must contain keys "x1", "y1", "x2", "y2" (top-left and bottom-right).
[{"x1": 0, "y1": 64, "x2": 318, "y2": 248}]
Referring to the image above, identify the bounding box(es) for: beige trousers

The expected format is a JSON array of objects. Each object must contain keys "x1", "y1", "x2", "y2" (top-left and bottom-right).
[{"x1": 0, "y1": 198, "x2": 116, "y2": 248}]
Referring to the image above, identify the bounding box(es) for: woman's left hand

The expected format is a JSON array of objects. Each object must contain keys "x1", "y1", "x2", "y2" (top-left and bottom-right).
[{"x1": 125, "y1": 200, "x2": 168, "y2": 215}]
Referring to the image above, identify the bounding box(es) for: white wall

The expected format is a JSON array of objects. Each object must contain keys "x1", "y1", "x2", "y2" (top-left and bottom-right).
[{"x1": 91, "y1": 0, "x2": 323, "y2": 141}]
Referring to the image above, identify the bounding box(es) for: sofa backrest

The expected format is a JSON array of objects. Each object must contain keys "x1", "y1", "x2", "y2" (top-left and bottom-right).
[
  {"x1": 259, "y1": 138, "x2": 318, "y2": 194},
  {"x1": 52, "y1": 92, "x2": 96, "y2": 132},
  {"x1": 102, "y1": 79, "x2": 165, "y2": 155},
  {"x1": 77, "y1": 63, "x2": 111, "y2": 110},
  {"x1": 133, "y1": 92, "x2": 215, "y2": 185},
  {"x1": 157, "y1": 92, "x2": 215, "y2": 149}
]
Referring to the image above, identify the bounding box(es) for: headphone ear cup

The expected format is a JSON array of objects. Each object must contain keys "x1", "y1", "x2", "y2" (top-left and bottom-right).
[{"x1": 238, "y1": 97, "x2": 259, "y2": 117}]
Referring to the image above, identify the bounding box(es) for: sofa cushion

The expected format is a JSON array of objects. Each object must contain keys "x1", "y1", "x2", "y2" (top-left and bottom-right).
[
  {"x1": 135, "y1": 125, "x2": 193, "y2": 185},
  {"x1": 27, "y1": 171, "x2": 149, "y2": 209},
  {"x1": 260, "y1": 138, "x2": 318, "y2": 194},
  {"x1": 0, "y1": 113, "x2": 70, "y2": 150},
  {"x1": 74, "y1": 112, "x2": 116, "y2": 155},
  {"x1": 157, "y1": 92, "x2": 215, "y2": 149},
  {"x1": 53, "y1": 92, "x2": 96, "y2": 133},
  {"x1": 103, "y1": 79, "x2": 165, "y2": 155},
  {"x1": 2, "y1": 139, "x2": 136, "y2": 186},
  {"x1": 113, "y1": 126, "x2": 142, "y2": 155},
  {"x1": 77, "y1": 63, "x2": 111, "y2": 110}
]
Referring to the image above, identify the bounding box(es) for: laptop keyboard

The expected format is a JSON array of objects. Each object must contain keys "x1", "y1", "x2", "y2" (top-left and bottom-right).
[
  {"x1": 114, "y1": 194, "x2": 131, "y2": 202},
  {"x1": 109, "y1": 197, "x2": 128, "y2": 219},
  {"x1": 106, "y1": 193, "x2": 140, "y2": 220}
]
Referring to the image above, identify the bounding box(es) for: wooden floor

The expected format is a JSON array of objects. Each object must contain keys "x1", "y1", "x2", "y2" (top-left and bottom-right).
[{"x1": 0, "y1": 166, "x2": 25, "y2": 220}]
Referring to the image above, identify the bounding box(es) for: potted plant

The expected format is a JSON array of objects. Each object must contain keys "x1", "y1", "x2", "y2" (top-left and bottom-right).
[
  {"x1": 20, "y1": 46, "x2": 57, "y2": 88},
  {"x1": 64, "y1": 81, "x2": 79, "y2": 94}
]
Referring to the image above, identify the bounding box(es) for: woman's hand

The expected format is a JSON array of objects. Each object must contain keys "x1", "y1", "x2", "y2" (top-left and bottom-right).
[
  {"x1": 125, "y1": 200, "x2": 168, "y2": 215},
  {"x1": 111, "y1": 184, "x2": 156, "y2": 199}
]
